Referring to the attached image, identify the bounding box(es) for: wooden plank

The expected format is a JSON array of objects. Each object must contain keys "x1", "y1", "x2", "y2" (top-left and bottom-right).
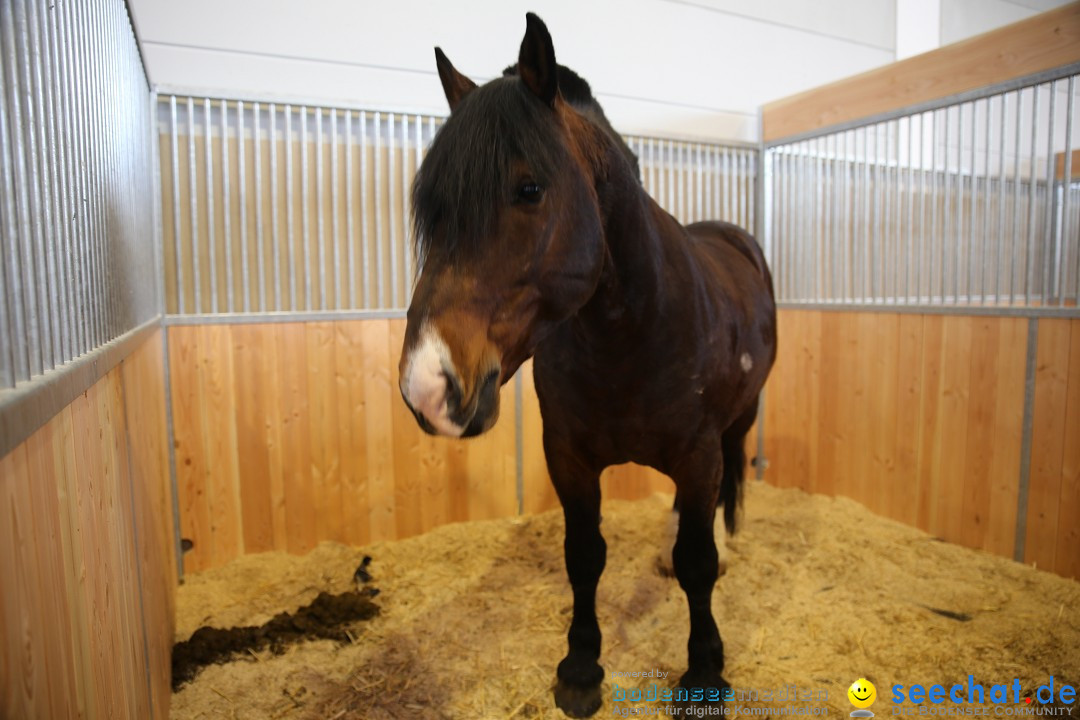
[
  {"x1": 1054, "y1": 319, "x2": 1080, "y2": 580},
  {"x1": 762, "y1": 3, "x2": 1080, "y2": 141},
  {"x1": 306, "y1": 321, "x2": 344, "y2": 543},
  {"x1": 934, "y1": 317, "x2": 973, "y2": 544},
  {"x1": 1026, "y1": 318, "x2": 1071, "y2": 570},
  {"x1": 169, "y1": 325, "x2": 213, "y2": 571},
  {"x1": 464, "y1": 380, "x2": 518, "y2": 521},
  {"x1": 276, "y1": 322, "x2": 317, "y2": 554},
  {"x1": 1055, "y1": 149, "x2": 1080, "y2": 181},
  {"x1": 361, "y1": 319, "x2": 396, "y2": 542},
  {"x1": 334, "y1": 320, "x2": 372, "y2": 547},
  {"x1": 892, "y1": 314, "x2": 924, "y2": 528},
  {"x1": 200, "y1": 325, "x2": 243, "y2": 566},
  {"x1": 960, "y1": 316, "x2": 1002, "y2": 551},
  {"x1": 388, "y1": 318, "x2": 424, "y2": 538},
  {"x1": 229, "y1": 323, "x2": 277, "y2": 554},
  {"x1": 915, "y1": 314, "x2": 945, "y2": 534},
  {"x1": 984, "y1": 318, "x2": 1026, "y2": 559},
  {"x1": 813, "y1": 311, "x2": 847, "y2": 500},
  {"x1": 866, "y1": 313, "x2": 900, "y2": 519}
]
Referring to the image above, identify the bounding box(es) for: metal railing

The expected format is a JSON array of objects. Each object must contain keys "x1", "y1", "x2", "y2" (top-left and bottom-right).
[
  {"x1": 764, "y1": 65, "x2": 1080, "y2": 315},
  {"x1": 156, "y1": 93, "x2": 759, "y2": 318},
  {"x1": 0, "y1": 0, "x2": 157, "y2": 391}
]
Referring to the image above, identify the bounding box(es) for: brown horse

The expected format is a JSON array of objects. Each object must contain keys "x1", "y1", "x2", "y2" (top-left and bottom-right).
[{"x1": 398, "y1": 13, "x2": 776, "y2": 717}]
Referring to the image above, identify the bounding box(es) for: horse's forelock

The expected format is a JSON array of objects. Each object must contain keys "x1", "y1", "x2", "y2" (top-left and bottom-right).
[{"x1": 411, "y1": 78, "x2": 567, "y2": 263}]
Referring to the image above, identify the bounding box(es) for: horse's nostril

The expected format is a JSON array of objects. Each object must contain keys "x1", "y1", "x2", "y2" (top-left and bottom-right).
[{"x1": 441, "y1": 366, "x2": 464, "y2": 414}]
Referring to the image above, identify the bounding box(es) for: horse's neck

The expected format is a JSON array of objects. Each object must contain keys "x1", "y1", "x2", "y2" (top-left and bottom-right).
[{"x1": 579, "y1": 156, "x2": 683, "y2": 338}]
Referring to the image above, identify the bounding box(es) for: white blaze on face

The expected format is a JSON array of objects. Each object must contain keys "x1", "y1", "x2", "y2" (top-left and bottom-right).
[
  {"x1": 400, "y1": 325, "x2": 465, "y2": 437},
  {"x1": 740, "y1": 352, "x2": 753, "y2": 372}
]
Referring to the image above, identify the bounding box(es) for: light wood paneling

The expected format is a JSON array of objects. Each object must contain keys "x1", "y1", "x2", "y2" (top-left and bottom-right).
[
  {"x1": 1025, "y1": 318, "x2": 1080, "y2": 577},
  {"x1": 170, "y1": 319, "x2": 519, "y2": 570},
  {"x1": 0, "y1": 330, "x2": 174, "y2": 719},
  {"x1": 762, "y1": 3, "x2": 1080, "y2": 141},
  {"x1": 762, "y1": 309, "x2": 1080, "y2": 580}
]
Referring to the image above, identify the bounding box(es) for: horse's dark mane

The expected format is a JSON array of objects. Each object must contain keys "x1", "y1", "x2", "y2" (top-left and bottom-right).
[
  {"x1": 412, "y1": 77, "x2": 564, "y2": 261},
  {"x1": 503, "y1": 63, "x2": 641, "y2": 181}
]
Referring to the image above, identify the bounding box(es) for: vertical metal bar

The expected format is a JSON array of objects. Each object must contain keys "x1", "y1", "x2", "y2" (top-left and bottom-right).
[
  {"x1": 388, "y1": 113, "x2": 399, "y2": 308},
  {"x1": 0, "y1": 20, "x2": 18, "y2": 385},
  {"x1": 966, "y1": 102, "x2": 977, "y2": 305},
  {"x1": 903, "y1": 117, "x2": 913, "y2": 303},
  {"x1": 862, "y1": 126, "x2": 871, "y2": 301},
  {"x1": 271, "y1": 103, "x2": 283, "y2": 311},
  {"x1": 1009, "y1": 90, "x2": 1023, "y2": 306},
  {"x1": 361, "y1": 110, "x2": 371, "y2": 308},
  {"x1": 883, "y1": 123, "x2": 892, "y2": 302},
  {"x1": 315, "y1": 107, "x2": 326, "y2": 310},
  {"x1": 331, "y1": 109, "x2": 340, "y2": 310},
  {"x1": 187, "y1": 97, "x2": 200, "y2": 314},
  {"x1": 254, "y1": 102, "x2": 265, "y2": 312},
  {"x1": 996, "y1": 92, "x2": 1008, "y2": 305},
  {"x1": 374, "y1": 111, "x2": 384, "y2": 308},
  {"x1": 345, "y1": 110, "x2": 356, "y2": 308},
  {"x1": 221, "y1": 99, "x2": 232, "y2": 313},
  {"x1": 82, "y1": 0, "x2": 103, "y2": 345},
  {"x1": 981, "y1": 96, "x2": 993, "y2": 304},
  {"x1": 696, "y1": 143, "x2": 703, "y2": 222},
  {"x1": 1062, "y1": 77, "x2": 1076, "y2": 308},
  {"x1": 1042, "y1": 85, "x2": 1056, "y2": 305},
  {"x1": 937, "y1": 108, "x2": 948, "y2": 303},
  {"x1": 285, "y1": 104, "x2": 297, "y2": 310},
  {"x1": 301, "y1": 106, "x2": 312, "y2": 310},
  {"x1": 47, "y1": 0, "x2": 75, "y2": 357},
  {"x1": 238, "y1": 100, "x2": 249, "y2": 313},
  {"x1": 170, "y1": 100, "x2": 183, "y2": 314},
  {"x1": 59, "y1": 0, "x2": 86, "y2": 352},
  {"x1": 75, "y1": 0, "x2": 99, "y2": 346},
  {"x1": 659, "y1": 140, "x2": 667, "y2": 213},
  {"x1": 1025, "y1": 86, "x2": 1040, "y2": 307},
  {"x1": 409, "y1": 113, "x2": 421, "y2": 293},
  {"x1": 748, "y1": 149, "x2": 756, "y2": 237},
  {"x1": 204, "y1": 97, "x2": 216, "y2": 313},
  {"x1": 33, "y1": 0, "x2": 63, "y2": 365}
]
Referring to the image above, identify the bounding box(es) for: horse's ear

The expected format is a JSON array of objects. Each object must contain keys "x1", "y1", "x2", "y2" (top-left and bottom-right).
[
  {"x1": 518, "y1": 13, "x2": 558, "y2": 107},
  {"x1": 434, "y1": 47, "x2": 477, "y2": 112}
]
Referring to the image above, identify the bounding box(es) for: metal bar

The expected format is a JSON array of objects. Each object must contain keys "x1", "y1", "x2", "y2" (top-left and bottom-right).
[
  {"x1": 844, "y1": 130, "x2": 852, "y2": 301},
  {"x1": 996, "y1": 93, "x2": 1007, "y2": 305},
  {"x1": 301, "y1": 105, "x2": 311, "y2": 310},
  {"x1": 1025, "y1": 86, "x2": 1040, "y2": 306},
  {"x1": 919, "y1": 113, "x2": 928, "y2": 303},
  {"x1": 361, "y1": 110, "x2": 371, "y2": 308},
  {"x1": 1042, "y1": 85, "x2": 1056, "y2": 305},
  {"x1": 221, "y1": 99, "x2": 232, "y2": 312},
  {"x1": 239, "y1": 100, "x2": 250, "y2": 313},
  {"x1": 1061, "y1": 76, "x2": 1075, "y2": 308},
  {"x1": 941, "y1": 107, "x2": 951, "y2": 304},
  {"x1": 883, "y1": 123, "x2": 892, "y2": 302},
  {"x1": 331, "y1": 109, "x2": 341, "y2": 309},
  {"x1": 270, "y1": 103, "x2": 283, "y2": 311},
  {"x1": 254, "y1": 101, "x2": 265, "y2": 312},
  {"x1": 389, "y1": 112, "x2": 399, "y2": 307},
  {"x1": 187, "y1": 97, "x2": 200, "y2": 313},
  {"x1": 954, "y1": 103, "x2": 964, "y2": 305},
  {"x1": 1014, "y1": 317, "x2": 1038, "y2": 562},
  {"x1": 314, "y1": 107, "x2": 325, "y2": 310},
  {"x1": 204, "y1": 97, "x2": 216, "y2": 313},
  {"x1": 33, "y1": 0, "x2": 63, "y2": 365},
  {"x1": 374, "y1": 111, "x2": 384, "y2": 308},
  {"x1": 981, "y1": 96, "x2": 993, "y2": 304},
  {"x1": 1010, "y1": 90, "x2": 1023, "y2": 305},
  {"x1": 345, "y1": 109, "x2": 355, "y2": 308},
  {"x1": 409, "y1": 113, "x2": 421, "y2": 292},
  {"x1": 0, "y1": 19, "x2": 18, "y2": 386},
  {"x1": 904, "y1": 116, "x2": 914, "y2": 303},
  {"x1": 285, "y1": 104, "x2": 297, "y2": 309},
  {"x1": 58, "y1": 0, "x2": 85, "y2": 353},
  {"x1": 966, "y1": 102, "x2": 977, "y2": 305},
  {"x1": 776, "y1": 300, "x2": 1076, "y2": 318}
]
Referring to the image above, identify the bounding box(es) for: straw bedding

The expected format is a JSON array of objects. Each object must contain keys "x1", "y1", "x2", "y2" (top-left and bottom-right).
[{"x1": 171, "y1": 481, "x2": 1079, "y2": 719}]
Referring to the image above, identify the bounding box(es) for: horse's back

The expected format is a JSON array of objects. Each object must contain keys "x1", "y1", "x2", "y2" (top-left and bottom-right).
[{"x1": 685, "y1": 221, "x2": 771, "y2": 290}]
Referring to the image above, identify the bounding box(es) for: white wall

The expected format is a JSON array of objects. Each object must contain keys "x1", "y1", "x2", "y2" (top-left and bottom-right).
[{"x1": 127, "y1": 0, "x2": 1071, "y2": 143}]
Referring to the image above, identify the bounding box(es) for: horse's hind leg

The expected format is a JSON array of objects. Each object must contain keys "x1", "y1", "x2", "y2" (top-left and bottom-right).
[
  {"x1": 718, "y1": 397, "x2": 759, "y2": 534},
  {"x1": 671, "y1": 444, "x2": 729, "y2": 703},
  {"x1": 548, "y1": 447, "x2": 606, "y2": 718}
]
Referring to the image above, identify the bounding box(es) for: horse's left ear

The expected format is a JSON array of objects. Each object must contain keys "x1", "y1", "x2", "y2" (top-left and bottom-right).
[
  {"x1": 518, "y1": 13, "x2": 558, "y2": 107},
  {"x1": 434, "y1": 47, "x2": 477, "y2": 112}
]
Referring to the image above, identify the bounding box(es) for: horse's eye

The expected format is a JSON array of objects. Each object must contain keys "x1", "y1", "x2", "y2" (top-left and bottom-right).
[{"x1": 517, "y1": 182, "x2": 544, "y2": 204}]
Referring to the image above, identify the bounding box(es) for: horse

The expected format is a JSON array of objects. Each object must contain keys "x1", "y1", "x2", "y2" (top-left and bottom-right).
[{"x1": 398, "y1": 13, "x2": 776, "y2": 717}]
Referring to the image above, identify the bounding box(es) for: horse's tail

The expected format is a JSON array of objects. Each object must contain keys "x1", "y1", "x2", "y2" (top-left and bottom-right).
[{"x1": 719, "y1": 397, "x2": 758, "y2": 534}]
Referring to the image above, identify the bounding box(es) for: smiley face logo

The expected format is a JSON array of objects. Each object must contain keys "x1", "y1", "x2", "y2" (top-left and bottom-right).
[{"x1": 848, "y1": 678, "x2": 877, "y2": 708}]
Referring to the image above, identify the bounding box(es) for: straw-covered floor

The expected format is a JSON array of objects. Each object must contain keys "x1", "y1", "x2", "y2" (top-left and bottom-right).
[{"x1": 171, "y1": 481, "x2": 1079, "y2": 719}]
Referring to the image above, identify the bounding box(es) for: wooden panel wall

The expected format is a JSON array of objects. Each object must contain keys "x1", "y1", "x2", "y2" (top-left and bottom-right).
[
  {"x1": 169, "y1": 319, "x2": 519, "y2": 572},
  {"x1": 761, "y1": 3, "x2": 1080, "y2": 141},
  {"x1": 0, "y1": 330, "x2": 175, "y2": 720},
  {"x1": 763, "y1": 309, "x2": 1080, "y2": 579}
]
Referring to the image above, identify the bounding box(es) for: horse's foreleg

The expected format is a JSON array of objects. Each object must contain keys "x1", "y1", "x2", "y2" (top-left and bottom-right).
[
  {"x1": 549, "y1": 452, "x2": 605, "y2": 718},
  {"x1": 672, "y1": 454, "x2": 728, "y2": 703}
]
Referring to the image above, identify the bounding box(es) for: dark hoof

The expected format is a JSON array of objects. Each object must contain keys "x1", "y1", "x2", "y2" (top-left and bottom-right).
[{"x1": 554, "y1": 679, "x2": 603, "y2": 718}]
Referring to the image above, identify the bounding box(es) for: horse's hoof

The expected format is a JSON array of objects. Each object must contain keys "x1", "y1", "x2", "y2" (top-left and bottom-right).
[{"x1": 554, "y1": 679, "x2": 603, "y2": 718}]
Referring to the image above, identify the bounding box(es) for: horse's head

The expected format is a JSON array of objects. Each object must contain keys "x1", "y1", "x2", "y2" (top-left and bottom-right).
[{"x1": 399, "y1": 13, "x2": 609, "y2": 437}]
